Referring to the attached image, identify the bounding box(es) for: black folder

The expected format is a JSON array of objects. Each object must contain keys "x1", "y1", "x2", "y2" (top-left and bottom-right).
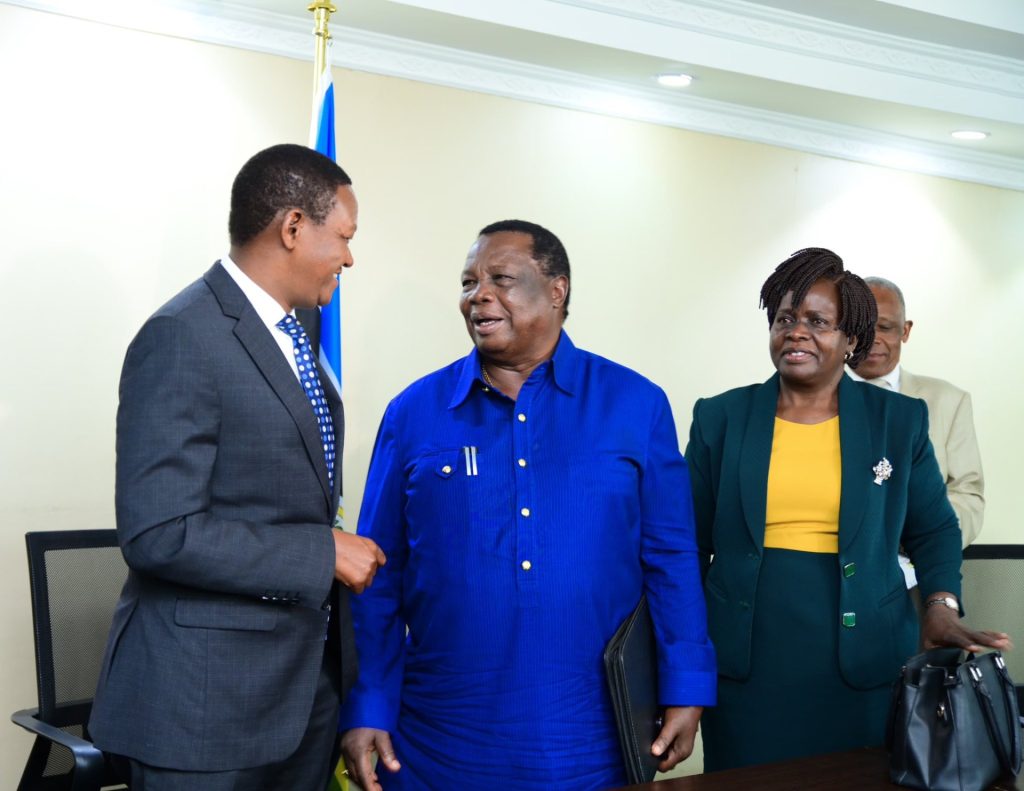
[{"x1": 603, "y1": 596, "x2": 662, "y2": 785}]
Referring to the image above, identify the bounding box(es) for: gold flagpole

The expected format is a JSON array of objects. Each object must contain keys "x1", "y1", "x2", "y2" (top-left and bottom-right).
[{"x1": 308, "y1": 1, "x2": 337, "y2": 93}]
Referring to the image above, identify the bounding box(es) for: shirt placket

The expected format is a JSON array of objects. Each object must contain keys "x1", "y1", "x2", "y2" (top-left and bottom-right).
[{"x1": 512, "y1": 377, "x2": 540, "y2": 607}]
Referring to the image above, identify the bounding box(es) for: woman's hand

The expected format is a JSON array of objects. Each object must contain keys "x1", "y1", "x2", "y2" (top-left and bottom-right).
[{"x1": 920, "y1": 593, "x2": 1013, "y2": 653}]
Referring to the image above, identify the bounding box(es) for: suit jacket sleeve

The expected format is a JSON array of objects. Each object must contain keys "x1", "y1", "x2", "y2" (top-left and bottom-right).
[
  {"x1": 943, "y1": 390, "x2": 984, "y2": 547},
  {"x1": 899, "y1": 399, "x2": 962, "y2": 600},
  {"x1": 115, "y1": 315, "x2": 334, "y2": 606}
]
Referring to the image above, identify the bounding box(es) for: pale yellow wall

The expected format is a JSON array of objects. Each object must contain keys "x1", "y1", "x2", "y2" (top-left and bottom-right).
[{"x1": 2, "y1": 4, "x2": 1022, "y2": 784}]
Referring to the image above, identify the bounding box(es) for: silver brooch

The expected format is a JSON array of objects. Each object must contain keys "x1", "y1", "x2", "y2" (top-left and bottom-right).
[{"x1": 873, "y1": 457, "x2": 892, "y2": 486}]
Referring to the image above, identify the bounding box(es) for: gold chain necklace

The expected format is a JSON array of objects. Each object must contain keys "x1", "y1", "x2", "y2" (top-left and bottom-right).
[{"x1": 481, "y1": 365, "x2": 496, "y2": 389}]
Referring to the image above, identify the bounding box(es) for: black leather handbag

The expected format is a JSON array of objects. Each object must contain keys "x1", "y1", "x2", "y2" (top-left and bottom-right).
[{"x1": 887, "y1": 648, "x2": 1022, "y2": 791}]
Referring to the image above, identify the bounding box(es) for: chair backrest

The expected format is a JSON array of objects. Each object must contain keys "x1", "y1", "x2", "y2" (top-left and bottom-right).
[
  {"x1": 961, "y1": 545, "x2": 1024, "y2": 684},
  {"x1": 25, "y1": 530, "x2": 128, "y2": 724}
]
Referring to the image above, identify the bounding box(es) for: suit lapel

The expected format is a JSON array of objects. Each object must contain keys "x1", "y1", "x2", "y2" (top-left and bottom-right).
[
  {"x1": 739, "y1": 374, "x2": 779, "y2": 549},
  {"x1": 899, "y1": 368, "x2": 919, "y2": 398},
  {"x1": 205, "y1": 263, "x2": 334, "y2": 509},
  {"x1": 838, "y1": 374, "x2": 873, "y2": 550}
]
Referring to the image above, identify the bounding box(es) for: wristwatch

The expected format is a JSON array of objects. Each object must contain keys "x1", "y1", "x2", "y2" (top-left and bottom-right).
[{"x1": 924, "y1": 596, "x2": 959, "y2": 611}]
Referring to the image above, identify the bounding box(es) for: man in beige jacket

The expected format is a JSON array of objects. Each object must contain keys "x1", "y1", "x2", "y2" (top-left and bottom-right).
[{"x1": 850, "y1": 276, "x2": 984, "y2": 548}]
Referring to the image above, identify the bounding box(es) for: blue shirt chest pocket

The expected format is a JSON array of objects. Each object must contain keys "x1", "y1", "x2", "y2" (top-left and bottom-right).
[{"x1": 406, "y1": 447, "x2": 512, "y2": 546}]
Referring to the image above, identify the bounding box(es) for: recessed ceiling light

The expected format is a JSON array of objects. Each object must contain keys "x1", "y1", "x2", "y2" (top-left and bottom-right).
[
  {"x1": 951, "y1": 130, "x2": 989, "y2": 141},
  {"x1": 657, "y1": 73, "x2": 693, "y2": 88}
]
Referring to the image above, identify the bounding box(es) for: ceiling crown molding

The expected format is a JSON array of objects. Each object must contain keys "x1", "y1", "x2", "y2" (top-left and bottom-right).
[
  {"x1": 7, "y1": 0, "x2": 1023, "y2": 191},
  {"x1": 328, "y1": 25, "x2": 1024, "y2": 192},
  {"x1": 559, "y1": 0, "x2": 1024, "y2": 100}
]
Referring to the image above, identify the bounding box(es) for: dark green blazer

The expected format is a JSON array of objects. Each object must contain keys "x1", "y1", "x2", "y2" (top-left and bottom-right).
[{"x1": 685, "y1": 373, "x2": 960, "y2": 690}]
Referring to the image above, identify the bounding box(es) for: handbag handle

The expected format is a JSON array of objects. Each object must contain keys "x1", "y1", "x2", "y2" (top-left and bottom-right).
[
  {"x1": 992, "y1": 656, "x2": 1023, "y2": 774},
  {"x1": 970, "y1": 655, "x2": 1020, "y2": 777}
]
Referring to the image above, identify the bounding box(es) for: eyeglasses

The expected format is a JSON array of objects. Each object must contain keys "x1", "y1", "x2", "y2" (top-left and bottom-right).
[{"x1": 771, "y1": 313, "x2": 840, "y2": 335}]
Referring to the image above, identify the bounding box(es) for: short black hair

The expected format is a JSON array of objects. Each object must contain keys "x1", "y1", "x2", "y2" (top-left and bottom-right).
[
  {"x1": 759, "y1": 247, "x2": 877, "y2": 368},
  {"x1": 229, "y1": 144, "x2": 352, "y2": 246},
  {"x1": 478, "y1": 219, "x2": 571, "y2": 317}
]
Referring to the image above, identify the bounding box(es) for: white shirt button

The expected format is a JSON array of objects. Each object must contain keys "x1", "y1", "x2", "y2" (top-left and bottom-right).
[
  {"x1": 517, "y1": 458, "x2": 527, "y2": 468},
  {"x1": 520, "y1": 507, "x2": 530, "y2": 517},
  {"x1": 517, "y1": 413, "x2": 526, "y2": 422},
  {"x1": 521, "y1": 560, "x2": 532, "y2": 571}
]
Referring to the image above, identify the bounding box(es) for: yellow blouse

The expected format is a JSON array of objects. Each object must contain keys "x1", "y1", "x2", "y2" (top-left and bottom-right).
[{"x1": 764, "y1": 416, "x2": 841, "y2": 554}]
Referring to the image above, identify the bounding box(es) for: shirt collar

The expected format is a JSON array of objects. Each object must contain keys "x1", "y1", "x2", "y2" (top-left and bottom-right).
[
  {"x1": 549, "y1": 330, "x2": 581, "y2": 395},
  {"x1": 219, "y1": 254, "x2": 294, "y2": 331},
  {"x1": 447, "y1": 330, "x2": 580, "y2": 410},
  {"x1": 847, "y1": 362, "x2": 901, "y2": 392}
]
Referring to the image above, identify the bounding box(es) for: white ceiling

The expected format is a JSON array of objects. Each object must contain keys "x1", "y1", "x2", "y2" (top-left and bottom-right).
[{"x1": 11, "y1": 0, "x2": 1024, "y2": 190}]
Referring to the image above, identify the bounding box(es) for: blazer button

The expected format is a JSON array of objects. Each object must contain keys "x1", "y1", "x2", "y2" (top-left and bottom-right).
[
  {"x1": 843, "y1": 562, "x2": 857, "y2": 578},
  {"x1": 842, "y1": 612, "x2": 857, "y2": 627}
]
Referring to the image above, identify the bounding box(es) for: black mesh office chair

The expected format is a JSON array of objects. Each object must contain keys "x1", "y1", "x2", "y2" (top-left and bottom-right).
[
  {"x1": 962, "y1": 544, "x2": 1024, "y2": 712},
  {"x1": 12, "y1": 530, "x2": 129, "y2": 790}
]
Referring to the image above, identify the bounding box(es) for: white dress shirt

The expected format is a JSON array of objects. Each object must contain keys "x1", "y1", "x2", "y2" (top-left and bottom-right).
[
  {"x1": 220, "y1": 255, "x2": 301, "y2": 382},
  {"x1": 848, "y1": 364, "x2": 901, "y2": 392}
]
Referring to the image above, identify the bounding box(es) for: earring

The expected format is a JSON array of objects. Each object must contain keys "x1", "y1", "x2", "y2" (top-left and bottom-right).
[{"x1": 844, "y1": 351, "x2": 852, "y2": 361}]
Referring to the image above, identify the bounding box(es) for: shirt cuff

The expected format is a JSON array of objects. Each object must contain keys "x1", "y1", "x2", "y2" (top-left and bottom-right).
[
  {"x1": 658, "y1": 669, "x2": 718, "y2": 707},
  {"x1": 338, "y1": 685, "x2": 401, "y2": 734}
]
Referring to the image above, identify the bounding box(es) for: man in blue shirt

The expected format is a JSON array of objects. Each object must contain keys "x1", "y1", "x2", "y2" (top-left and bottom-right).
[{"x1": 339, "y1": 220, "x2": 716, "y2": 790}]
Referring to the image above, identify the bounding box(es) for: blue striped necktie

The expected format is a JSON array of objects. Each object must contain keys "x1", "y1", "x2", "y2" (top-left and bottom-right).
[{"x1": 276, "y1": 315, "x2": 335, "y2": 489}]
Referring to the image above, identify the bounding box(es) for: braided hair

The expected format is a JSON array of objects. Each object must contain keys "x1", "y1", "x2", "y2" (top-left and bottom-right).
[{"x1": 759, "y1": 247, "x2": 877, "y2": 367}]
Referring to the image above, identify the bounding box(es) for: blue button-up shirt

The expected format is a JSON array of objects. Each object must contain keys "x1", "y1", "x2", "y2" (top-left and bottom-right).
[{"x1": 340, "y1": 332, "x2": 715, "y2": 790}]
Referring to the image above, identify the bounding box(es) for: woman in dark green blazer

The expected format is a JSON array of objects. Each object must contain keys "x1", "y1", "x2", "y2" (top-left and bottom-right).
[{"x1": 686, "y1": 248, "x2": 1010, "y2": 771}]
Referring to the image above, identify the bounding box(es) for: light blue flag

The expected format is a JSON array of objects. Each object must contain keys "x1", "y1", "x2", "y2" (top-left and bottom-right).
[{"x1": 309, "y1": 60, "x2": 346, "y2": 529}]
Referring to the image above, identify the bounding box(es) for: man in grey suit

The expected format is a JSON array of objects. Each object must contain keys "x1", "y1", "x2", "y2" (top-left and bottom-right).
[{"x1": 90, "y1": 144, "x2": 386, "y2": 790}]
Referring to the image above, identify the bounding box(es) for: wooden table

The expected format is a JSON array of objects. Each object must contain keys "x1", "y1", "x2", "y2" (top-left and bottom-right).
[{"x1": 618, "y1": 748, "x2": 1021, "y2": 790}]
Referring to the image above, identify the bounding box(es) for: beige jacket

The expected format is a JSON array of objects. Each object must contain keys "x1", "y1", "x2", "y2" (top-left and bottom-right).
[{"x1": 901, "y1": 369, "x2": 985, "y2": 547}]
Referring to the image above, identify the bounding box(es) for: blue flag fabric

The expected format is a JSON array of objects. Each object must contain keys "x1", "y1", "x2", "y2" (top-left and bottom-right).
[
  {"x1": 309, "y1": 61, "x2": 345, "y2": 531},
  {"x1": 310, "y1": 64, "x2": 342, "y2": 396}
]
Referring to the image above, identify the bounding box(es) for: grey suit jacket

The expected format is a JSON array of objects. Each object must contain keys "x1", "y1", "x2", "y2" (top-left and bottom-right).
[
  {"x1": 901, "y1": 369, "x2": 985, "y2": 547},
  {"x1": 90, "y1": 262, "x2": 356, "y2": 771}
]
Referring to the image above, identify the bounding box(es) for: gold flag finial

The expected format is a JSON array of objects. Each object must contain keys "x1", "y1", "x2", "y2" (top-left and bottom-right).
[{"x1": 308, "y1": 1, "x2": 337, "y2": 93}]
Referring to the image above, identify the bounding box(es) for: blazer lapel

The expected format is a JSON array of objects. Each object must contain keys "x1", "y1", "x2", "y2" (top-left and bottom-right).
[
  {"x1": 899, "y1": 368, "x2": 920, "y2": 398},
  {"x1": 739, "y1": 374, "x2": 779, "y2": 549},
  {"x1": 838, "y1": 374, "x2": 873, "y2": 550},
  {"x1": 205, "y1": 264, "x2": 334, "y2": 509}
]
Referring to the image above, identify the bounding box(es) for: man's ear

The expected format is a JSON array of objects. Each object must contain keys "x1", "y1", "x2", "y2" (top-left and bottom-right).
[
  {"x1": 901, "y1": 320, "x2": 914, "y2": 343},
  {"x1": 550, "y1": 275, "x2": 569, "y2": 310},
  {"x1": 279, "y1": 209, "x2": 304, "y2": 251}
]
